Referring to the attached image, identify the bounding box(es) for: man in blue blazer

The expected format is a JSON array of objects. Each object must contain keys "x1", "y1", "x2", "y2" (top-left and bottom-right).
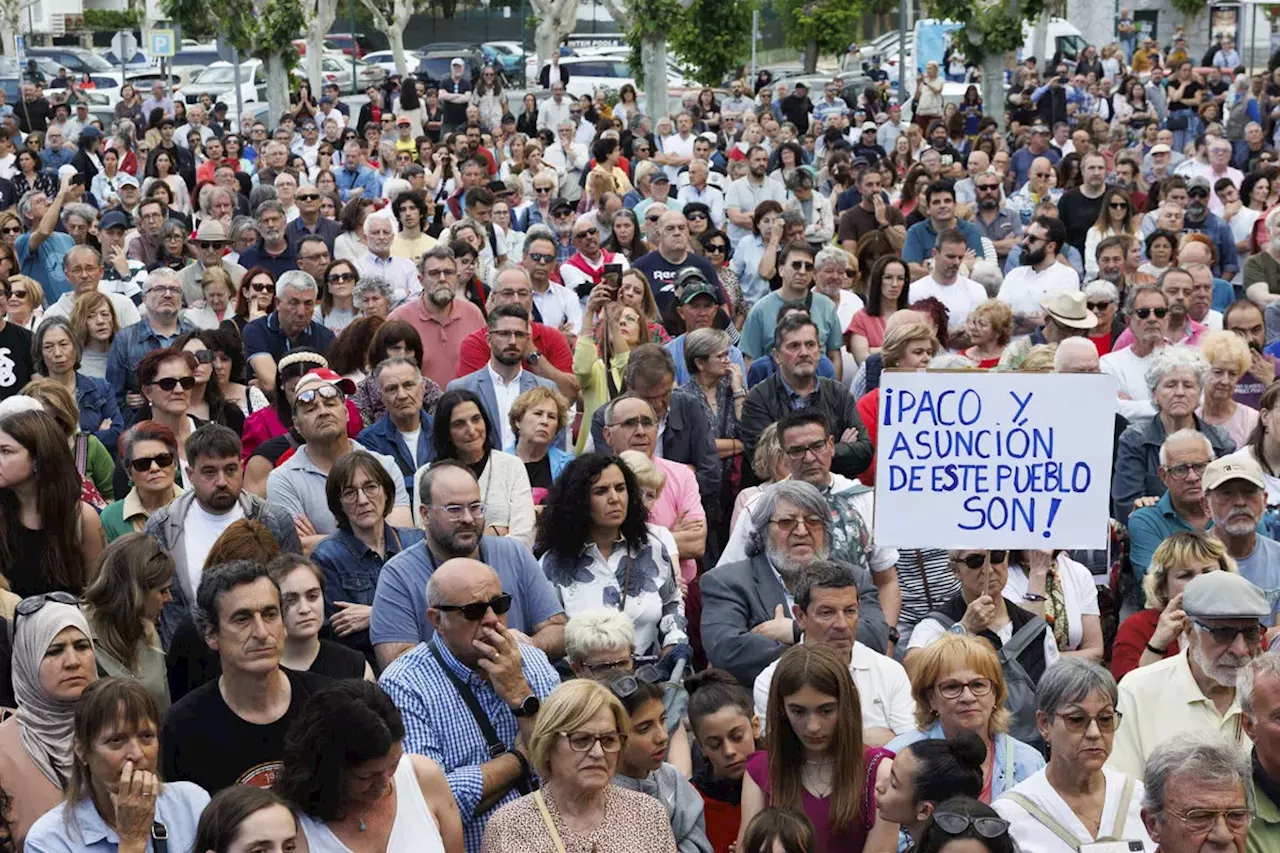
[{"x1": 447, "y1": 304, "x2": 563, "y2": 449}]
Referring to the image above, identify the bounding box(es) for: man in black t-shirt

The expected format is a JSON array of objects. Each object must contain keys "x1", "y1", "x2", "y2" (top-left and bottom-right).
[
  {"x1": 161, "y1": 559, "x2": 329, "y2": 791},
  {"x1": 439, "y1": 59, "x2": 473, "y2": 133},
  {"x1": 0, "y1": 277, "x2": 32, "y2": 401}
]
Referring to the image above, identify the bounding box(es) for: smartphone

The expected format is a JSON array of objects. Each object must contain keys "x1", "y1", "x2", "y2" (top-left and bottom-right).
[
  {"x1": 69, "y1": 174, "x2": 85, "y2": 187},
  {"x1": 603, "y1": 263, "x2": 623, "y2": 297}
]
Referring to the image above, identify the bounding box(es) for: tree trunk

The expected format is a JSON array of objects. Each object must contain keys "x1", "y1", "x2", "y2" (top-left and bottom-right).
[
  {"x1": 0, "y1": 13, "x2": 13, "y2": 57},
  {"x1": 641, "y1": 35, "x2": 668, "y2": 120},
  {"x1": 1032, "y1": 12, "x2": 1049, "y2": 64},
  {"x1": 265, "y1": 53, "x2": 291, "y2": 127},
  {"x1": 981, "y1": 52, "x2": 1005, "y2": 125},
  {"x1": 306, "y1": 0, "x2": 338, "y2": 92},
  {"x1": 804, "y1": 34, "x2": 818, "y2": 73},
  {"x1": 388, "y1": 25, "x2": 409, "y2": 77}
]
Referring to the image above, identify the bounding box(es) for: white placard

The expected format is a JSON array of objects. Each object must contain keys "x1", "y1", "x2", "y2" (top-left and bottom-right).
[{"x1": 872, "y1": 371, "x2": 1117, "y2": 549}]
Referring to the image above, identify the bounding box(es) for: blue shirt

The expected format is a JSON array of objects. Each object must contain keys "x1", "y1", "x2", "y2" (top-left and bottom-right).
[
  {"x1": 312, "y1": 523, "x2": 425, "y2": 612},
  {"x1": 25, "y1": 781, "x2": 210, "y2": 853},
  {"x1": 886, "y1": 720, "x2": 1044, "y2": 801},
  {"x1": 1236, "y1": 534, "x2": 1280, "y2": 626},
  {"x1": 241, "y1": 312, "x2": 337, "y2": 379},
  {"x1": 236, "y1": 242, "x2": 300, "y2": 281},
  {"x1": 901, "y1": 218, "x2": 986, "y2": 264},
  {"x1": 739, "y1": 290, "x2": 844, "y2": 359},
  {"x1": 1009, "y1": 145, "x2": 1062, "y2": 190},
  {"x1": 1126, "y1": 491, "x2": 1214, "y2": 581},
  {"x1": 369, "y1": 535, "x2": 565, "y2": 647},
  {"x1": 75, "y1": 371, "x2": 122, "y2": 457},
  {"x1": 379, "y1": 639, "x2": 560, "y2": 853},
  {"x1": 665, "y1": 334, "x2": 746, "y2": 385},
  {"x1": 334, "y1": 163, "x2": 383, "y2": 201},
  {"x1": 1186, "y1": 212, "x2": 1241, "y2": 278},
  {"x1": 357, "y1": 410, "x2": 437, "y2": 495},
  {"x1": 105, "y1": 315, "x2": 198, "y2": 426},
  {"x1": 16, "y1": 230, "x2": 74, "y2": 305}
]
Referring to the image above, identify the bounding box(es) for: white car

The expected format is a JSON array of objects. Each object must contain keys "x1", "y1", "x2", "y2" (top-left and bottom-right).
[
  {"x1": 555, "y1": 54, "x2": 690, "y2": 100},
  {"x1": 180, "y1": 61, "x2": 264, "y2": 106},
  {"x1": 357, "y1": 50, "x2": 418, "y2": 76}
]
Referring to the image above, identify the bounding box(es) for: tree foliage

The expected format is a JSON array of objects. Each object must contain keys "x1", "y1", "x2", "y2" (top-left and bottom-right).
[
  {"x1": 622, "y1": 0, "x2": 752, "y2": 88},
  {"x1": 775, "y1": 0, "x2": 862, "y2": 59},
  {"x1": 160, "y1": 0, "x2": 304, "y2": 61},
  {"x1": 83, "y1": 8, "x2": 141, "y2": 31},
  {"x1": 1167, "y1": 0, "x2": 1205, "y2": 19},
  {"x1": 923, "y1": 0, "x2": 1045, "y2": 63}
]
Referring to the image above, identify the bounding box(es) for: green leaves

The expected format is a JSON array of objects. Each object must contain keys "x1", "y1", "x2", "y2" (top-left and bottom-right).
[
  {"x1": 624, "y1": 0, "x2": 753, "y2": 88},
  {"x1": 159, "y1": 0, "x2": 304, "y2": 57},
  {"x1": 922, "y1": 0, "x2": 1046, "y2": 63},
  {"x1": 776, "y1": 0, "x2": 863, "y2": 58}
]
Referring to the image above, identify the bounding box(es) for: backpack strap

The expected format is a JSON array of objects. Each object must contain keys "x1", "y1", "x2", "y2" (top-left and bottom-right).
[
  {"x1": 1002, "y1": 615, "x2": 1048, "y2": 659},
  {"x1": 1101, "y1": 775, "x2": 1137, "y2": 841},
  {"x1": 924, "y1": 611, "x2": 956, "y2": 631},
  {"x1": 1001, "y1": 791, "x2": 1084, "y2": 851}
]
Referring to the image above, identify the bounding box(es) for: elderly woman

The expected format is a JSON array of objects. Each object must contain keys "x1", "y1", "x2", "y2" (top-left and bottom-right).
[
  {"x1": 182, "y1": 266, "x2": 235, "y2": 330},
  {"x1": 354, "y1": 275, "x2": 393, "y2": 320},
  {"x1": 963, "y1": 300, "x2": 1014, "y2": 368},
  {"x1": 82, "y1": 534, "x2": 175, "y2": 711},
  {"x1": 538, "y1": 454, "x2": 689, "y2": 669},
  {"x1": 276, "y1": 680, "x2": 462, "y2": 852},
  {"x1": 135, "y1": 348, "x2": 199, "y2": 476},
  {"x1": 32, "y1": 315, "x2": 122, "y2": 456},
  {"x1": 857, "y1": 320, "x2": 938, "y2": 486},
  {"x1": 25, "y1": 678, "x2": 211, "y2": 853},
  {"x1": 481, "y1": 680, "x2": 679, "y2": 853},
  {"x1": 783, "y1": 167, "x2": 834, "y2": 247},
  {"x1": 676, "y1": 327, "x2": 743, "y2": 512},
  {"x1": 508, "y1": 386, "x2": 573, "y2": 505},
  {"x1": 904, "y1": 548, "x2": 1059, "y2": 749},
  {"x1": 1084, "y1": 279, "x2": 1123, "y2": 356},
  {"x1": 890, "y1": 634, "x2": 1046, "y2": 803},
  {"x1": 1111, "y1": 531, "x2": 1235, "y2": 679},
  {"x1": 1113, "y1": 346, "x2": 1235, "y2": 523},
  {"x1": 7, "y1": 275, "x2": 44, "y2": 331},
  {"x1": 1197, "y1": 330, "x2": 1259, "y2": 447},
  {"x1": 875, "y1": 731, "x2": 986, "y2": 847},
  {"x1": 0, "y1": 597, "x2": 97, "y2": 849},
  {"x1": 100, "y1": 421, "x2": 183, "y2": 541},
  {"x1": 994, "y1": 660, "x2": 1155, "y2": 852}
]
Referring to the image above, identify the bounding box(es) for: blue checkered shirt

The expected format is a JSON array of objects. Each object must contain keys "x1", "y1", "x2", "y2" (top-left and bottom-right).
[{"x1": 379, "y1": 639, "x2": 560, "y2": 853}]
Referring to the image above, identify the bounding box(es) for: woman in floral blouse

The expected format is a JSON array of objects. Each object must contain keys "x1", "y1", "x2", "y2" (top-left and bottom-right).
[{"x1": 537, "y1": 454, "x2": 689, "y2": 664}]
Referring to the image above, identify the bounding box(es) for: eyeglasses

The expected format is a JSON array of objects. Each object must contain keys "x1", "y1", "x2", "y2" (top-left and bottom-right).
[
  {"x1": 435, "y1": 592, "x2": 513, "y2": 621},
  {"x1": 976, "y1": 184, "x2": 1000, "y2": 191},
  {"x1": 1053, "y1": 710, "x2": 1123, "y2": 732},
  {"x1": 328, "y1": 272, "x2": 356, "y2": 283},
  {"x1": 297, "y1": 193, "x2": 320, "y2": 201},
  {"x1": 559, "y1": 730, "x2": 627, "y2": 753},
  {"x1": 1134, "y1": 306, "x2": 1169, "y2": 319},
  {"x1": 931, "y1": 812, "x2": 1010, "y2": 839},
  {"x1": 687, "y1": 212, "x2": 708, "y2": 221},
  {"x1": 1110, "y1": 202, "x2": 1129, "y2": 209},
  {"x1": 1193, "y1": 621, "x2": 1263, "y2": 646},
  {"x1": 250, "y1": 282, "x2": 273, "y2": 293},
  {"x1": 934, "y1": 677, "x2": 994, "y2": 699},
  {"x1": 9, "y1": 290, "x2": 25, "y2": 299},
  {"x1": 574, "y1": 227, "x2": 599, "y2": 239},
  {"x1": 431, "y1": 501, "x2": 487, "y2": 520},
  {"x1": 1086, "y1": 301, "x2": 1112, "y2": 311},
  {"x1": 783, "y1": 439, "x2": 829, "y2": 460},
  {"x1": 957, "y1": 550, "x2": 1008, "y2": 569},
  {"x1": 151, "y1": 376, "x2": 195, "y2": 392},
  {"x1": 489, "y1": 329, "x2": 530, "y2": 340},
  {"x1": 198, "y1": 241, "x2": 227, "y2": 250},
  {"x1": 147, "y1": 285, "x2": 182, "y2": 297},
  {"x1": 534, "y1": 186, "x2": 553, "y2": 194},
  {"x1": 130, "y1": 452, "x2": 175, "y2": 472},
  {"x1": 189, "y1": 349, "x2": 214, "y2": 364},
  {"x1": 581, "y1": 656, "x2": 633, "y2": 674},
  {"x1": 789, "y1": 261, "x2": 815, "y2": 271},
  {"x1": 607, "y1": 415, "x2": 657, "y2": 431},
  {"x1": 1166, "y1": 808, "x2": 1253, "y2": 835},
  {"x1": 1163, "y1": 460, "x2": 1208, "y2": 480},
  {"x1": 769, "y1": 515, "x2": 825, "y2": 533},
  {"x1": 2, "y1": 226, "x2": 21, "y2": 234},
  {"x1": 645, "y1": 214, "x2": 662, "y2": 222}
]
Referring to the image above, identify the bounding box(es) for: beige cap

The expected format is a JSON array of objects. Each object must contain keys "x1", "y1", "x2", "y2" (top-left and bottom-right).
[{"x1": 1202, "y1": 454, "x2": 1267, "y2": 492}]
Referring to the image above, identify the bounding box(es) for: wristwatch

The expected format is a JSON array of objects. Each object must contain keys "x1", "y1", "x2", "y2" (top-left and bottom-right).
[
  {"x1": 511, "y1": 694, "x2": 541, "y2": 718},
  {"x1": 948, "y1": 623, "x2": 966, "y2": 636},
  {"x1": 524, "y1": 351, "x2": 541, "y2": 366},
  {"x1": 887, "y1": 627, "x2": 901, "y2": 644}
]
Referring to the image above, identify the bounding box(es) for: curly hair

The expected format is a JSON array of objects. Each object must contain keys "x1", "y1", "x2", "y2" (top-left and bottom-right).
[{"x1": 535, "y1": 453, "x2": 650, "y2": 557}]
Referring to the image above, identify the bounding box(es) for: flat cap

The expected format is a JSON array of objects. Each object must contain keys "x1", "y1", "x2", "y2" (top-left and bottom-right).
[{"x1": 1182, "y1": 571, "x2": 1271, "y2": 621}]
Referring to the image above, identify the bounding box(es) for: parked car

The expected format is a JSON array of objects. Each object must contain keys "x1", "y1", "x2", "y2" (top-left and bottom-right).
[
  {"x1": 180, "y1": 61, "x2": 264, "y2": 106},
  {"x1": 554, "y1": 54, "x2": 688, "y2": 100},
  {"x1": 307, "y1": 55, "x2": 386, "y2": 93},
  {"x1": 415, "y1": 49, "x2": 483, "y2": 85},
  {"x1": 360, "y1": 49, "x2": 420, "y2": 76},
  {"x1": 24, "y1": 48, "x2": 119, "y2": 89},
  {"x1": 324, "y1": 33, "x2": 376, "y2": 58},
  {"x1": 167, "y1": 47, "x2": 223, "y2": 86},
  {"x1": 481, "y1": 41, "x2": 524, "y2": 77}
]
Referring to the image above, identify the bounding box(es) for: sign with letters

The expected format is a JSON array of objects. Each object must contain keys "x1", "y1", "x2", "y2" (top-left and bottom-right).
[{"x1": 873, "y1": 371, "x2": 1116, "y2": 549}]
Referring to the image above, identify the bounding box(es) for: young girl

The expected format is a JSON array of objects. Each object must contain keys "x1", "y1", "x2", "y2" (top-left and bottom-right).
[
  {"x1": 874, "y1": 732, "x2": 986, "y2": 849},
  {"x1": 740, "y1": 644, "x2": 898, "y2": 853},
  {"x1": 615, "y1": 679, "x2": 714, "y2": 853},
  {"x1": 688, "y1": 668, "x2": 761, "y2": 853},
  {"x1": 741, "y1": 808, "x2": 817, "y2": 853}
]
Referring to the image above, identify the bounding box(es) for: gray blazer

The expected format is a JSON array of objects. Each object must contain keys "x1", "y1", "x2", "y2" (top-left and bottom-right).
[
  {"x1": 700, "y1": 553, "x2": 889, "y2": 687},
  {"x1": 446, "y1": 367, "x2": 566, "y2": 446}
]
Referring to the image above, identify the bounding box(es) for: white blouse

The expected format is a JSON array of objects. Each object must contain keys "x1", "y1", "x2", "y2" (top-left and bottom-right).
[
  {"x1": 995, "y1": 767, "x2": 1155, "y2": 853},
  {"x1": 1003, "y1": 553, "x2": 1099, "y2": 651}
]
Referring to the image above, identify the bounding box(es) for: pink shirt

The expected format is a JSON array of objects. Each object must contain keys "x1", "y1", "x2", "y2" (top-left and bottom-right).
[
  {"x1": 387, "y1": 296, "x2": 487, "y2": 390},
  {"x1": 649, "y1": 456, "x2": 706, "y2": 582},
  {"x1": 1112, "y1": 316, "x2": 1207, "y2": 351}
]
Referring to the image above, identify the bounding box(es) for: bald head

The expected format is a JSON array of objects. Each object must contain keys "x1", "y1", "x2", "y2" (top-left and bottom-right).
[
  {"x1": 427, "y1": 558, "x2": 502, "y2": 608},
  {"x1": 1054, "y1": 337, "x2": 1100, "y2": 373},
  {"x1": 1031, "y1": 157, "x2": 1053, "y2": 184},
  {"x1": 425, "y1": 557, "x2": 509, "y2": 667}
]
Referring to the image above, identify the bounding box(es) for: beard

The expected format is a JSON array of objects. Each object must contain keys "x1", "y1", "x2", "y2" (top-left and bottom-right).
[
  {"x1": 429, "y1": 518, "x2": 480, "y2": 557},
  {"x1": 1099, "y1": 269, "x2": 1125, "y2": 285},
  {"x1": 1186, "y1": 201, "x2": 1207, "y2": 221},
  {"x1": 765, "y1": 538, "x2": 830, "y2": 586},
  {"x1": 1191, "y1": 637, "x2": 1250, "y2": 688},
  {"x1": 1022, "y1": 245, "x2": 1048, "y2": 267},
  {"x1": 979, "y1": 197, "x2": 998, "y2": 210},
  {"x1": 428, "y1": 285, "x2": 455, "y2": 307}
]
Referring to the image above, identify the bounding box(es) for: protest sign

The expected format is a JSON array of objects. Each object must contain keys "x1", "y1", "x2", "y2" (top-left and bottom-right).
[{"x1": 872, "y1": 371, "x2": 1116, "y2": 549}]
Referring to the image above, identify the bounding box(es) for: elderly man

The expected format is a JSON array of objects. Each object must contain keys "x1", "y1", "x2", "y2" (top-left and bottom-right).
[
  {"x1": 335, "y1": 138, "x2": 383, "y2": 201},
  {"x1": 1138, "y1": 732, "x2": 1253, "y2": 852},
  {"x1": 237, "y1": 201, "x2": 297, "y2": 280},
  {"x1": 702, "y1": 480, "x2": 887, "y2": 686},
  {"x1": 177, "y1": 220, "x2": 245, "y2": 307},
  {"x1": 16, "y1": 178, "x2": 78, "y2": 303},
  {"x1": 1242, "y1": 654, "x2": 1280, "y2": 847},
  {"x1": 176, "y1": 105, "x2": 215, "y2": 150},
  {"x1": 557, "y1": 220, "x2": 622, "y2": 324},
  {"x1": 1110, "y1": 571, "x2": 1269, "y2": 780},
  {"x1": 356, "y1": 356, "x2": 437, "y2": 495},
  {"x1": 387, "y1": 246, "x2": 487, "y2": 391},
  {"x1": 41, "y1": 245, "x2": 141, "y2": 327},
  {"x1": 106, "y1": 269, "x2": 197, "y2": 426},
  {"x1": 1113, "y1": 268, "x2": 1208, "y2": 350},
  {"x1": 812, "y1": 248, "x2": 863, "y2": 336},
  {"x1": 355, "y1": 214, "x2": 419, "y2": 308},
  {"x1": 141, "y1": 80, "x2": 174, "y2": 120},
  {"x1": 266, "y1": 368, "x2": 410, "y2": 547},
  {"x1": 1101, "y1": 285, "x2": 1169, "y2": 423},
  {"x1": 378, "y1": 557, "x2": 559, "y2": 853},
  {"x1": 544, "y1": 120, "x2": 588, "y2": 203},
  {"x1": 370, "y1": 461, "x2": 566, "y2": 670},
  {"x1": 753, "y1": 560, "x2": 913, "y2": 746},
  {"x1": 1127, "y1": 430, "x2": 1216, "y2": 582},
  {"x1": 242, "y1": 270, "x2": 337, "y2": 395},
  {"x1": 1205, "y1": 455, "x2": 1280, "y2": 625}
]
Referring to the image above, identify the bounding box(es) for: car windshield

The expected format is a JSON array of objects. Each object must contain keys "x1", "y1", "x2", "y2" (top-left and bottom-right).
[{"x1": 76, "y1": 51, "x2": 115, "y2": 71}]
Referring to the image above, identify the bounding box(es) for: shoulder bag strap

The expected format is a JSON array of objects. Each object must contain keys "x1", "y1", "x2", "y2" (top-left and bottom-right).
[
  {"x1": 1101, "y1": 775, "x2": 1137, "y2": 841},
  {"x1": 532, "y1": 790, "x2": 569, "y2": 853},
  {"x1": 427, "y1": 640, "x2": 534, "y2": 796},
  {"x1": 74, "y1": 432, "x2": 88, "y2": 476},
  {"x1": 1000, "y1": 791, "x2": 1084, "y2": 851},
  {"x1": 151, "y1": 822, "x2": 169, "y2": 853},
  {"x1": 1002, "y1": 615, "x2": 1049, "y2": 659}
]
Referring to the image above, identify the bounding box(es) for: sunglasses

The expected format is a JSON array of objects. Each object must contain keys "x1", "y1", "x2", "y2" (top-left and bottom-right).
[
  {"x1": 295, "y1": 384, "x2": 342, "y2": 407},
  {"x1": 976, "y1": 184, "x2": 999, "y2": 191},
  {"x1": 250, "y1": 282, "x2": 273, "y2": 293},
  {"x1": 932, "y1": 813, "x2": 1010, "y2": 840},
  {"x1": 297, "y1": 193, "x2": 320, "y2": 201},
  {"x1": 2, "y1": 226, "x2": 21, "y2": 234},
  {"x1": 789, "y1": 261, "x2": 815, "y2": 271},
  {"x1": 198, "y1": 241, "x2": 227, "y2": 250},
  {"x1": 645, "y1": 214, "x2": 661, "y2": 222},
  {"x1": 574, "y1": 227, "x2": 598, "y2": 239},
  {"x1": 958, "y1": 550, "x2": 1008, "y2": 569},
  {"x1": 1109, "y1": 202, "x2": 1129, "y2": 209},
  {"x1": 9, "y1": 290, "x2": 25, "y2": 299},
  {"x1": 687, "y1": 212, "x2": 708, "y2": 221},
  {"x1": 435, "y1": 592, "x2": 513, "y2": 620},
  {"x1": 1134, "y1": 306, "x2": 1169, "y2": 319},
  {"x1": 328, "y1": 272, "x2": 356, "y2": 283},
  {"x1": 705, "y1": 243, "x2": 727, "y2": 253},
  {"x1": 534, "y1": 187, "x2": 553, "y2": 194},
  {"x1": 527, "y1": 252, "x2": 555, "y2": 263},
  {"x1": 152, "y1": 376, "x2": 195, "y2": 392},
  {"x1": 130, "y1": 452, "x2": 175, "y2": 473},
  {"x1": 15, "y1": 591, "x2": 81, "y2": 636},
  {"x1": 188, "y1": 349, "x2": 214, "y2": 364},
  {"x1": 1086, "y1": 301, "x2": 1112, "y2": 311}
]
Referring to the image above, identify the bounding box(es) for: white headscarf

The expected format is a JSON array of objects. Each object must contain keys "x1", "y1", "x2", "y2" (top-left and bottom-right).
[{"x1": 12, "y1": 600, "x2": 94, "y2": 788}]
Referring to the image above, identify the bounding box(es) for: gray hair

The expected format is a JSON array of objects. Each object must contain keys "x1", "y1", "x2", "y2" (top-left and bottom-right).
[
  {"x1": 61, "y1": 202, "x2": 96, "y2": 227},
  {"x1": 683, "y1": 328, "x2": 731, "y2": 375},
  {"x1": 602, "y1": 393, "x2": 656, "y2": 427},
  {"x1": 254, "y1": 199, "x2": 285, "y2": 222},
  {"x1": 745, "y1": 480, "x2": 832, "y2": 558},
  {"x1": 372, "y1": 355, "x2": 421, "y2": 383},
  {"x1": 144, "y1": 268, "x2": 180, "y2": 292},
  {"x1": 228, "y1": 216, "x2": 259, "y2": 245},
  {"x1": 1239, "y1": 652, "x2": 1280, "y2": 720},
  {"x1": 353, "y1": 275, "x2": 393, "y2": 304},
  {"x1": 524, "y1": 224, "x2": 558, "y2": 252},
  {"x1": 1083, "y1": 279, "x2": 1119, "y2": 303},
  {"x1": 1158, "y1": 428, "x2": 1214, "y2": 467},
  {"x1": 793, "y1": 560, "x2": 858, "y2": 611},
  {"x1": 969, "y1": 260, "x2": 1003, "y2": 293},
  {"x1": 276, "y1": 269, "x2": 318, "y2": 299},
  {"x1": 1144, "y1": 346, "x2": 1209, "y2": 401},
  {"x1": 17, "y1": 189, "x2": 44, "y2": 222},
  {"x1": 564, "y1": 609, "x2": 635, "y2": 663},
  {"x1": 1054, "y1": 337, "x2": 1100, "y2": 372},
  {"x1": 1141, "y1": 731, "x2": 1251, "y2": 818},
  {"x1": 814, "y1": 246, "x2": 848, "y2": 271},
  {"x1": 1035, "y1": 658, "x2": 1118, "y2": 715},
  {"x1": 249, "y1": 185, "x2": 279, "y2": 212}
]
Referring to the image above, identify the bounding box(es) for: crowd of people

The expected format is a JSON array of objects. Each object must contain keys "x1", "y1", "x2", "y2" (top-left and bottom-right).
[{"x1": 1, "y1": 23, "x2": 1280, "y2": 853}]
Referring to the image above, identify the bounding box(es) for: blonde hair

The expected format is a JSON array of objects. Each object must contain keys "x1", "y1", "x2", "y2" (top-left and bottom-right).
[
  {"x1": 909, "y1": 633, "x2": 1011, "y2": 734},
  {"x1": 529, "y1": 680, "x2": 630, "y2": 779},
  {"x1": 881, "y1": 321, "x2": 937, "y2": 369},
  {"x1": 1144, "y1": 531, "x2": 1237, "y2": 609},
  {"x1": 201, "y1": 265, "x2": 234, "y2": 295},
  {"x1": 969, "y1": 299, "x2": 1014, "y2": 346},
  {"x1": 69, "y1": 291, "x2": 120, "y2": 347},
  {"x1": 619, "y1": 449, "x2": 665, "y2": 497},
  {"x1": 21, "y1": 377, "x2": 80, "y2": 438},
  {"x1": 1020, "y1": 343, "x2": 1059, "y2": 372},
  {"x1": 8, "y1": 274, "x2": 42, "y2": 310},
  {"x1": 508, "y1": 386, "x2": 569, "y2": 436},
  {"x1": 1199, "y1": 330, "x2": 1251, "y2": 377},
  {"x1": 752, "y1": 422, "x2": 784, "y2": 481}
]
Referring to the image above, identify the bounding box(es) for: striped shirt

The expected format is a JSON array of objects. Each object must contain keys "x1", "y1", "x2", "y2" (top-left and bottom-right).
[
  {"x1": 895, "y1": 548, "x2": 961, "y2": 631},
  {"x1": 379, "y1": 640, "x2": 560, "y2": 853}
]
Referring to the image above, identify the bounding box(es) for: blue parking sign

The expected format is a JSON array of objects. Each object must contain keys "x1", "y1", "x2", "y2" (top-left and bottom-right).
[{"x1": 150, "y1": 30, "x2": 174, "y2": 57}]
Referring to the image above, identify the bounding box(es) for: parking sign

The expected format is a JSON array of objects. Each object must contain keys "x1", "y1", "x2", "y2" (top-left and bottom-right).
[{"x1": 150, "y1": 30, "x2": 175, "y2": 57}]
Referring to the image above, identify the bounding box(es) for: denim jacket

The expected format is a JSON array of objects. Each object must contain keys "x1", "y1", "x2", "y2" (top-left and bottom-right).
[
  {"x1": 312, "y1": 523, "x2": 424, "y2": 612},
  {"x1": 75, "y1": 372, "x2": 122, "y2": 457},
  {"x1": 356, "y1": 410, "x2": 437, "y2": 496}
]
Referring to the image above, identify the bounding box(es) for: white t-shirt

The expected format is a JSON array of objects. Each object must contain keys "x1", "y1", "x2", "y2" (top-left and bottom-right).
[
  {"x1": 661, "y1": 132, "x2": 697, "y2": 183},
  {"x1": 400, "y1": 426, "x2": 421, "y2": 468},
  {"x1": 1100, "y1": 345, "x2": 1159, "y2": 422},
  {"x1": 994, "y1": 767, "x2": 1155, "y2": 853},
  {"x1": 997, "y1": 262, "x2": 1081, "y2": 316},
  {"x1": 909, "y1": 274, "x2": 988, "y2": 326},
  {"x1": 182, "y1": 500, "x2": 245, "y2": 597},
  {"x1": 835, "y1": 289, "x2": 864, "y2": 332},
  {"x1": 1002, "y1": 554, "x2": 1099, "y2": 651}
]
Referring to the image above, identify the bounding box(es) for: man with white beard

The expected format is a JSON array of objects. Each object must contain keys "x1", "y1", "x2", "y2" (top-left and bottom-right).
[
  {"x1": 1109, "y1": 569, "x2": 1269, "y2": 781},
  {"x1": 700, "y1": 480, "x2": 888, "y2": 686},
  {"x1": 1205, "y1": 455, "x2": 1280, "y2": 622}
]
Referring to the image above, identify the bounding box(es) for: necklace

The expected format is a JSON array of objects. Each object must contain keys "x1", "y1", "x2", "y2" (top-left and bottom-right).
[{"x1": 805, "y1": 757, "x2": 835, "y2": 766}]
